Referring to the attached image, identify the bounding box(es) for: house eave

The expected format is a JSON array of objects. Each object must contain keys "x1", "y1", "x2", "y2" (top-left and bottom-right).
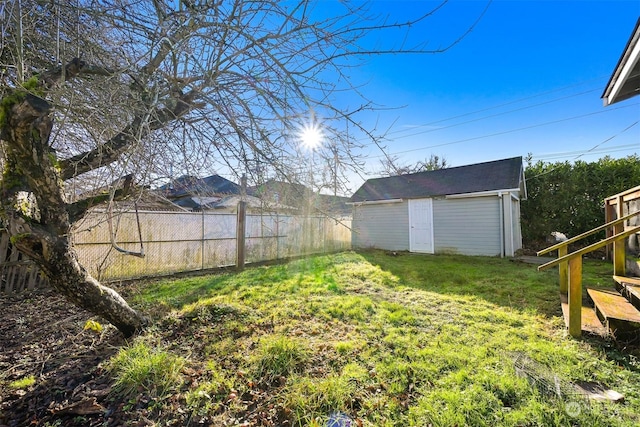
[
  {"x1": 602, "y1": 18, "x2": 640, "y2": 106},
  {"x1": 445, "y1": 188, "x2": 522, "y2": 199},
  {"x1": 347, "y1": 198, "x2": 404, "y2": 206}
]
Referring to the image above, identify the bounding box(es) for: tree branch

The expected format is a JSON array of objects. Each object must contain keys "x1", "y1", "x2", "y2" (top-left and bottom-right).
[
  {"x1": 59, "y1": 90, "x2": 200, "y2": 180},
  {"x1": 67, "y1": 174, "x2": 135, "y2": 223},
  {"x1": 41, "y1": 58, "x2": 113, "y2": 89}
]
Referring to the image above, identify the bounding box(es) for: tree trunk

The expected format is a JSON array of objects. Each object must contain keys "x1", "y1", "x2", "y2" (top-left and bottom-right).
[
  {"x1": 1, "y1": 84, "x2": 146, "y2": 338},
  {"x1": 45, "y1": 237, "x2": 146, "y2": 337}
]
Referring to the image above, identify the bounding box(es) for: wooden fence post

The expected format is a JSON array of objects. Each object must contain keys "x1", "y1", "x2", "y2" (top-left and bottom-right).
[
  {"x1": 568, "y1": 256, "x2": 583, "y2": 338},
  {"x1": 236, "y1": 174, "x2": 247, "y2": 271},
  {"x1": 201, "y1": 210, "x2": 205, "y2": 270},
  {"x1": 236, "y1": 201, "x2": 246, "y2": 270}
]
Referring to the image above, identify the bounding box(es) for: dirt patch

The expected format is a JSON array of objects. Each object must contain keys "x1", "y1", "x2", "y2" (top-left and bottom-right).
[
  {"x1": 0, "y1": 286, "x2": 300, "y2": 427},
  {"x1": 0, "y1": 287, "x2": 128, "y2": 427}
]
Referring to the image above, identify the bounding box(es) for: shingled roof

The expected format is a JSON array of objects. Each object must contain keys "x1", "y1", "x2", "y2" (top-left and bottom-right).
[
  {"x1": 158, "y1": 174, "x2": 240, "y2": 198},
  {"x1": 350, "y1": 157, "x2": 524, "y2": 203}
]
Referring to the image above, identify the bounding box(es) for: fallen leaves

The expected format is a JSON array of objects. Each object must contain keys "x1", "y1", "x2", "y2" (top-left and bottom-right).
[{"x1": 50, "y1": 397, "x2": 105, "y2": 415}]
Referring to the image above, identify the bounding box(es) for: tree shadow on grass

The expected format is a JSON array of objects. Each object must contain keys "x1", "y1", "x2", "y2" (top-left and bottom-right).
[
  {"x1": 357, "y1": 249, "x2": 565, "y2": 318},
  {"x1": 357, "y1": 249, "x2": 640, "y2": 368}
]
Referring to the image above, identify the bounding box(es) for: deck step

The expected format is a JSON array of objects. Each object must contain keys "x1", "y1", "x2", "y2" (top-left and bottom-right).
[
  {"x1": 587, "y1": 288, "x2": 640, "y2": 336},
  {"x1": 559, "y1": 293, "x2": 607, "y2": 337},
  {"x1": 613, "y1": 276, "x2": 640, "y2": 311},
  {"x1": 613, "y1": 275, "x2": 640, "y2": 286}
]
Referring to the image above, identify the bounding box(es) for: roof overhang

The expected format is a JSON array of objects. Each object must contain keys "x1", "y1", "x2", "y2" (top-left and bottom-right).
[
  {"x1": 602, "y1": 18, "x2": 640, "y2": 106},
  {"x1": 347, "y1": 198, "x2": 404, "y2": 206},
  {"x1": 445, "y1": 188, "x2": 522, "y2": 199}
]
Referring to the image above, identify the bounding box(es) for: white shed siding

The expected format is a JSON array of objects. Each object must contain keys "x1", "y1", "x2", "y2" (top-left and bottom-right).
[
  {"x1": 432, "y1": 197, "x2": 501, "y2": 256},
  {"x1": 511, "y1": 196, "x2": 523, "y2": 253},
  {"x1": 352, "y1": 202, "x2": 409, "y2": 250}
]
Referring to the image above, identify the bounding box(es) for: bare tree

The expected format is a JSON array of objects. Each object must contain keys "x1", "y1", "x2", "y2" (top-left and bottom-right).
[
  {"x1": 379, "y1": 153, "x2": 449, "y2": 176},
  {"x1": 0, "y1": 0, "x2": 487, "y2": 336}
]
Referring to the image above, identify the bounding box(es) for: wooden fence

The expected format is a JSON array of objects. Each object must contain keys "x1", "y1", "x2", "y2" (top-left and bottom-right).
[
  {"x1": 605, "y1": 185, "x2": 640, "y2": 273},
  {"x1": 0, "y1": 231, "x2": 49, "y2": 294},
  {"x1": 1, "y1": 210, "x2": 352, "y2": 291}
]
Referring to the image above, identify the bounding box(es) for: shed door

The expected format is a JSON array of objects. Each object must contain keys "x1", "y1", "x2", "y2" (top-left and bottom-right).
[{"x1": 409, "y1": 199, "x2": 434, "y2": 253}]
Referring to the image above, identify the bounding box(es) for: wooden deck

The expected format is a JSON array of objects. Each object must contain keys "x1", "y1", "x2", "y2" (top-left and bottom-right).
[
  {"x1": 559, "y1": 293, "x2": 607, "y2": 337},
  {"x1": 541, "y1": 185, "x2": 640, "y2": 338},
  {"x1": 613, "y1": 275, "x2": 640, "y2": 308},
  {"x1": 587, "y1": 288, "x2": 640, "y2": 336},
  {"x1": 613, "y1": 276, "x2": 640, "y2": 286}
]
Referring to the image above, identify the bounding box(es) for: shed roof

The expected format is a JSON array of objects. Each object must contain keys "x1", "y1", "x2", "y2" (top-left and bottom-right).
[
  {"x1": 602, "y1": 18, "x2": 640, "y2": 106},
  {"x1": 350, "y1": 156, "x2": 524, "y2": 202}
]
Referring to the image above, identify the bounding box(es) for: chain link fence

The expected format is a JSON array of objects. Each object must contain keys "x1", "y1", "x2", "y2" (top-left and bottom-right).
[{"x1": 72, "y1": 209, "x2": 352, "y2": 282}]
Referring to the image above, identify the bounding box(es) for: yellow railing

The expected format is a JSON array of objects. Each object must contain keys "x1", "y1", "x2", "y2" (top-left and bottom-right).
[{"x1": 537, "y1": 210, "x2": 640, "y2": 337}]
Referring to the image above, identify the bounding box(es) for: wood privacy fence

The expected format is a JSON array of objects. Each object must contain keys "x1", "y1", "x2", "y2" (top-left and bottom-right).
[
  {"x1": 1, "y1": 210, "x2": 352, "y2": 290},
  {"x1": 0, "y1": 231, "x2": 49, "y2": 293}
]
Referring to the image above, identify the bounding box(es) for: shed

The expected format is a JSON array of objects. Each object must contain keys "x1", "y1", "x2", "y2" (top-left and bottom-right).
[{"x1": 349, "y1": 157, "x2": 526, "y2": 256}]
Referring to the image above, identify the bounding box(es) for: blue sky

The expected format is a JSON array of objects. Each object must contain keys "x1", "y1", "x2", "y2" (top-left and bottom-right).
[{"x1": 328, "y1": 0, "x2": 639, "y2": 191}]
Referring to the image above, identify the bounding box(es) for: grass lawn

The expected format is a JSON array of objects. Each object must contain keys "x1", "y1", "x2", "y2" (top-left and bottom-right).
[{"x1": 108, "y1": 250, "x2": 639, "y2": 426}]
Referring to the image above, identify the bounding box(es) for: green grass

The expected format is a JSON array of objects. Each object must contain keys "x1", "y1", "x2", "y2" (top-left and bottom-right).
[
  {"x1": 252, "y1": 335, "x2": 310, "y2": 381},
  {"x1": 120, "y1": 250, "x2": 640, "y2": 426},
  {"x1": 106, "y1": 339, "x2": 186, "y2": 401},
  {"x1": 185, "y1": 360, "x2": 233, "y2": 417}
]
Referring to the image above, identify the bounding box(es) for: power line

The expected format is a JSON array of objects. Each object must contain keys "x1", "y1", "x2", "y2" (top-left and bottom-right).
[
  {"x1": 574, "y1": 121, "x2": 638, "y2": 159},
  {"x1": 532, "y1": 143, "x2": 639, "y2": 161},
  {"x1": 386, "y1": 88, "x2": 600, "y2": 141},
  {"x1": 367, "y1": 102, "x2": 639, "y2": 159},
  {"x1": 526, "y1": 120, "x2": 639, "y2": 180},
  {"x1": 382, "y1": 76, "x2": 609, "y2": 139}
]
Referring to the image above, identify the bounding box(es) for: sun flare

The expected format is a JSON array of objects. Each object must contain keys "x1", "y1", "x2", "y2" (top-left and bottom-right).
[{"x1": 298, "y1": 120, "x2": 324, "y2": 150}]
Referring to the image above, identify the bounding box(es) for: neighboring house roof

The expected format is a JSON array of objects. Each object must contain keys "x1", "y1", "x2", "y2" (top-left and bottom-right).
[
  {"x1": 249, "y1": 180, "x2": 351, "y2": 215},
  {"x1": 74, "y1": 175, "x2": 187, "y2": 212},
  {"x1": 602, "y1": 18, "x2": 640, "y2": 106},
  {"x1": 171, "y1": 195, "x2": 222, "y2": 210},
  {"x1": 119, "y1": 191, "x2": 189, "y2": 212},
  {"x1": 82, "y1": 190, "x2": 188, "y2": 212},
  {"x1": 207, "y1": 194, "x2": 297, "y2": 212},
  {"x1": 248, "y1": 180, "x2": 310, "y2": 209},
  {"x1": 316, "y1": 194, "x2": 352, "y2": 216},
  {"x1": 158, "y1": 174, "x2": 240, "y2": 199},
  {"x1": 350, "y1": 156, "x2": 524, "y2": 203}
]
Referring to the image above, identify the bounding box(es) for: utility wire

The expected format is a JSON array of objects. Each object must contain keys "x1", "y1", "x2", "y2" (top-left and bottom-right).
[
  {"x1": 526, "y1": 120, "x2": 639, "y2": 180},
  {"x1": 385, "y1": 88, "x2": 600, "y2": 141},
  {"x1": 367, "y1": 102, "x2": 639, "y2": 159},
  {"x1": 381, "y1": 76, "x2": 609, "y2": 139},
  {"x1": 532, "y1": 143, "x2": 639, "y2": 161}
]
